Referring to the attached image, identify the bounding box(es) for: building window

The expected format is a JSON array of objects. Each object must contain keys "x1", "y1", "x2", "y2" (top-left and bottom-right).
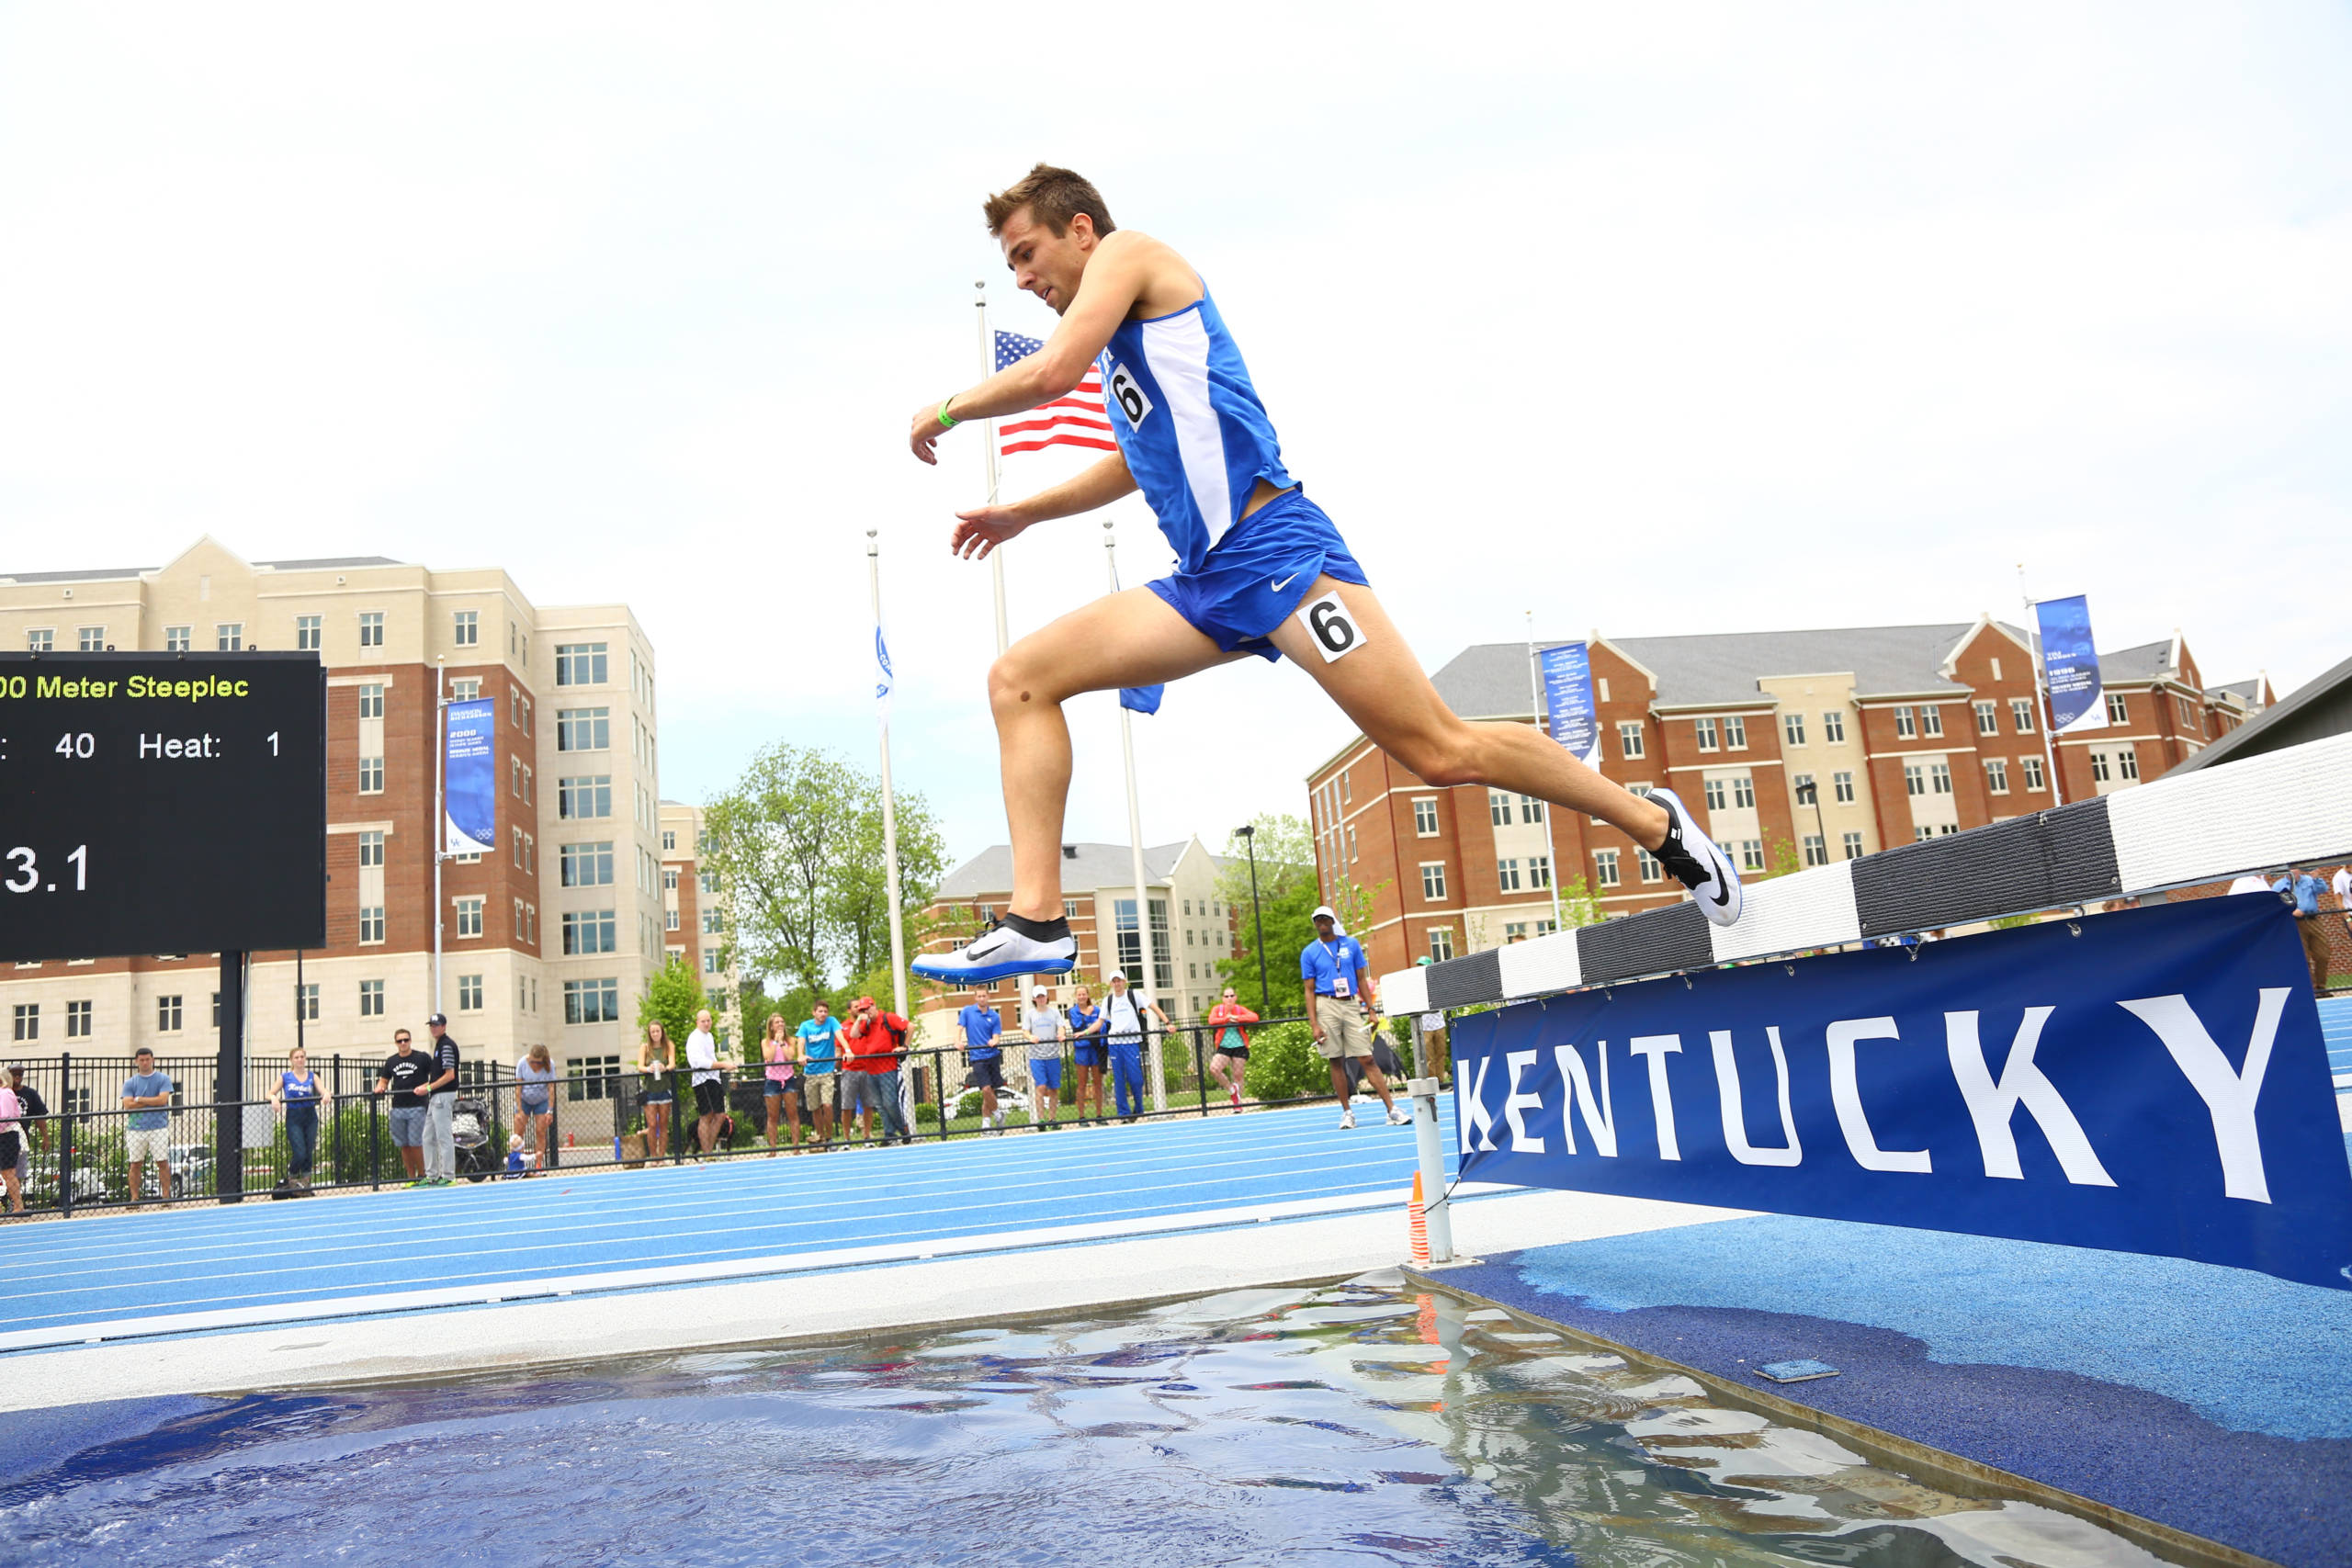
[
  {"x1": 9, "y1": 1004, "x2": 35, "y2": 1042},
  {"x1": 1593, "y1": 849, "x2": 1621, "y2": 888},
  {"x1": 560, "y1": 841, "x2": 615, "y2": 887},
  {"x1": 1345, "y1": 826, "x2": 1358, "y2": 863},
  {"x1": 565, "y1": 1055, "x2": 623, "y2": 1101},
  {"x1": 1528, "y1": 855, "x2": 1553, "y2": 888},
  {"x1": 1929, "y1": 762, "x2": 1952, "y2": 795},
  {"x1": 701, "y1": 908, "x2": 725, "y2": 934},
  {"x1": 557, "y1": 642, "x2": 609, "y2": 686},
  {"x1": 1739, "y1": 840, "x2": 1765, "y2": 872},
  {"x1": 1731, "y1": 773, "x2": 1756, "y2": 808},
  {"x1": 357, "y1": 612, "x2": 384, "y2": 649},
  {"x1": 1518, "y1": 795, "x2": 1544, "y2": 824},
  {"x1": 296, "y1": 615, "x2": 322, "y2": 651},
  {"x1": 698, "y1": 868, "x2": 719, "y2": 895},
  {"x1": 1842, "y1": 830, "x2": 1865, "y2": 859},
  {"x1": 2012, "y1": 698, "x2": 2037, "y2": 733},
  {"x1": 703, "y1": 948, "x2": 724, "y2": 975},
  {"x1": 1420, "y1": 862, "x2": 1448, "y2": 900},
  {"x1": 560, "y1": 775, "x2": 613, "y2": 819},
  {"x1": 1340, "y1": 773, "x2": 1351, "y2": 804},
  {"x1": 514, "y1": 827, "x2": 526, "y2": 868},
  {"x1": 357, "y1": 756, "x2": 385, "y2": 793},
  {"x1": 2021, "y1": 755, "x2": 2047, "y2": 792},
  {"x1": 1915, "y1": 826, "x2": 1936, "y2": 842},
  {"x1": 1487, "y1": 789, "x2": 1511, "y2": 827},
  {"x1": 2118, "y1": 749, "x2": 2140, "y2": 782},
  {"x1": 558, "y1": 706, "x2": 611, "y2": 751},
  {"x1": 454, "y1": 609, "x2": 479, "y2": 647},
  {"x1": 216, "y1": 623, "x2": 243, "y2": 651},
  {"x1": 662, "y1": 829, "x2": 678, "y2": 852},
  {"x1": 1991, "y1": 658, "x2": 2004, "y2": 682},
  {"x1": 1974, "y1": 701, "x2": 1998, "y2": 736},
  {"x1": 1636, "y1": 847, "x2": 1663, "y2": 883},
  {"x1": 512, "y1": 757, "x2": 525, "y2": 799},
  {"x1": 1921, "y1": 705, "x2": 1944, "y2": 738},
  {"x1": 563, "y1": 977, "x2": 622, "y2": 1025},
  {"x1": 2106, "y1": 693, "x2": 2130, "y2": 725},
  {"x1": 358, "y1": 980, "x2": 385, "y2": 1018},
  {"x1": 297, "y1": 985, "x2": 319, "y2": 1021},
  {"x1": 357, "y1": 829, "x2": 385, "y2": 867},
  {"x1": 2177, "y1": 694, "x2": 2198, "y2": 729},
  {"x1": 665, "y1": 908, "x2": 681, "y2": 931},
  {"x1": 1694, "y1": 716, "x2": 1719, "y2": 751},
  {"x1": 1803, "y1": 833, "x2": 1827, "y2": 867},
  {"x1": 1984, "y1": 759, "x2": 2009, "y2": 795},
  {"x1": 65, "y1": 998, "x2": 92, "y2": 1037},
  {"x1": 1724, "y1": 715, "x2": 1748, "y2": 750},
  {"x1": 564, "y1": 909, "x2": 619, "y2": 956},
  {"x1": 25, "y1": 629, "x2": 53, "y2": 652},
  {"x1": 1905, "y1": 763, "x2": 1925, "y2": 796},
  {"x1": 1412, "y1": 798, "x2": 1439, "y2": 837},
  {"x1": 1618, "y1": 721, "x2": 1645, "y2": 759},
  {"x1": 1503, "y1": 922, "x2": 1529, "y2": 942},
  {"x1": 358, "y1": 906, "x2": 385, "y2": 944},
  {"x1": 160, "y1": 625, "x2": 189, "y2": 653},
  {"x1": 1428, "y1": 928, "x2": 1455, "y2": 964},
  {"x1": 1112, "y1": 897, "x2": 1175, "y2": 993},
  {"x1": 456, "y1": 896, "x2": 484, "y2": 938},
  {"x1": 1783, "y1": 712, "x2": 1806, "y2": 747},
  {"x1": 1792, "y1": 771, "x2": 1815, "y2": 802},
  {"x1": 155, "y1": 994, "x2": 184, "y2": 1032},
  {"x1": 451, "y1": 677, "x2": 481, "y2": 700},
  {"x1": 2089, "y1": 751, "x2": 2110, "y2": 784},
  {"x1": 458, "y1": 975, "x2": 484, "y2": 1011},
  {"x1": 1894, "y1": 705, "x2": 1917, "y2": 739},
  {"x1": 78, "y1": 626, "x2": 105, "y2": 651},
  {"x1": 662, "y1": 867, "x2": 680, "y2": 893},
  {"x1": 1833, "y1": 771, "x2": 1855, "y2": 804},
  {"x1": 1497, "y1": 858, "x2": 1521, "y2": 892},
  {"x1": 1823, "y1": 710, "x2": 1846, "y2": 744},
  {"x1": 358, "y1": 682, "x2": 383, "y2": 719},
  {"x1": 1703, "y1": 778, "x2": 1726, "y2": 811}
]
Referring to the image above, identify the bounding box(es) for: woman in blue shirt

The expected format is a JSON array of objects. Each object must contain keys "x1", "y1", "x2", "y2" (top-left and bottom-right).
[
  {"x1": 1065, "y1": 987, "x2": 1105, "y2": 1125},
  {"x1": 270, "y1": 1044, "x2": 322, "y2": 1190}
]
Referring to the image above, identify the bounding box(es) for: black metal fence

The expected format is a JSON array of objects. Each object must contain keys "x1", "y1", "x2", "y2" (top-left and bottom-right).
[{"x1": 0, "y1": 1013, "x2": 1433, "y2": 1218}]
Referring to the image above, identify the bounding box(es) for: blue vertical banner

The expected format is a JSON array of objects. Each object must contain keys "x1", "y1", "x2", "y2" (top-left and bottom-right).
[
  {"x1": 2034, "y1": 594, "x2": 2108, "y2": 735},
  {"x1": 443, "y1": 697, "x2": 498, "y2": 855},
  {"x1": 1448, "y1": 896, "x2": 2352, "y2": 1289},
  {"x1": 873, "y1": 623, "x2": 894, "y2": 728},
  {"x1": 1540, "y1": 642, "x2": 1602, "y2": 767}
]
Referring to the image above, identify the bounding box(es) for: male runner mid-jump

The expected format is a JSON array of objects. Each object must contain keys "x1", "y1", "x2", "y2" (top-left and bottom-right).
[{"x1": 909, "y1": 164, "x2": 1743, "y2": 984}]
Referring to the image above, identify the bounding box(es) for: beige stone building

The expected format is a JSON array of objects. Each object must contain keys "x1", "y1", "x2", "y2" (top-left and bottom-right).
[{"x1": 0, "y1": 537, "x2": 683, "y2": 1083}]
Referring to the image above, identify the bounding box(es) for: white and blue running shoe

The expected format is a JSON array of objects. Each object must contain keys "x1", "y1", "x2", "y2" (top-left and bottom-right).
[
  {"x1": 1647, "y1": 786, "x2": 1744, "y2": 928},
  {"x1": 910, "y1": 913, "x2": 1077, "y2": 985}
]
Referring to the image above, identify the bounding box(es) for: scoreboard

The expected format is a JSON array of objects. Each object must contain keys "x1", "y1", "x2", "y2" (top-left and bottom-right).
[{"x1": 0, "y1": 652, "x2": 326, "y2": 962}]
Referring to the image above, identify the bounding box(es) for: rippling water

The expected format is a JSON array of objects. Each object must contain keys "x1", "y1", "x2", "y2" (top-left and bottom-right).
[{"x1": 1, "y1": 1275, "x2": 2176, "y2": 1566}]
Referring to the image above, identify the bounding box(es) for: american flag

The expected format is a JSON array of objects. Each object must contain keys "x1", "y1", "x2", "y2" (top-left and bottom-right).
[{"x1": 992, "y1": 330, "x2": 1116, "y2": 457}]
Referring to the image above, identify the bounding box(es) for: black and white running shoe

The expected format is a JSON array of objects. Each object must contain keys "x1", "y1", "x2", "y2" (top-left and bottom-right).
[
  {"x1": 910, "y1": 911, "x2": 1077, "y2": 984},
  {"x1": 1647, "y1": 786, "x2": 1744, "y2": 928}
]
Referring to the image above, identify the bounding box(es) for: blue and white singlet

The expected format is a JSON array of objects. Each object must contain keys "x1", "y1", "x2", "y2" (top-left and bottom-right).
[{"x1": 1098, "y1": 285, "x2": 1295, "y2": 574}]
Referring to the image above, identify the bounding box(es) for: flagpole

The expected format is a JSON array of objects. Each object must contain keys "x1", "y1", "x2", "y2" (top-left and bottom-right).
[
  {"x1": 1526, "y1": 612, "x2": 1565, "y2": 932},
  {"x1": 2018, "y1": 565, "x2": 2067, "y2": 807},
  {"x1": 869, "y1": 528, "x2": 914, "y2": 1139},
  {"x1": 1107, "y1": 519, "x2": 1166, "y2": 1112},
  {"x1": 978, "y1": 282, "x2": 1009, "y2": 656}
]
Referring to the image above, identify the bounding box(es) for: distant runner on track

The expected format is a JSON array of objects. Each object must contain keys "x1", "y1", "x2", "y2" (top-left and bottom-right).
[{"x1": 908, "y1": 164, "x2": 1743, "y2": 984}]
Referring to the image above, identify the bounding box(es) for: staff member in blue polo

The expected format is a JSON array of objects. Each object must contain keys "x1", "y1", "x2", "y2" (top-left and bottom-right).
[
  {"x1": 956, "y1": 998, "x2": 1008, "y2": 1132},
  {"x1": 1302, "y1": 906, "x2": 1406, "y2": 1131}
]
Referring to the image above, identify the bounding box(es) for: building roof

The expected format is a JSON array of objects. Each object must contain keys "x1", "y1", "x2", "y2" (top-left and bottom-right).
[
  {"x1": 2098, "y1": 638, "x2": 2176, "y2": 683},
  {"x1": 1429, "y1": 622, "x2": 2021, "y2": 718},
  {"x1": 254, "y1": 556, "x2": 405, "y2": 571},
  {"x1": 939, "y1": 840, "x2": 1204, "y2": 899},
  {"x1": 0, "y1": 554, "x2": 404, "y2": 585},
  {"x1": 2207, "y1": 678, "x2": 2265, "y2": 704},
  {"x1": 2165, "y1": 652, "x2": 2352, "y2": 776}
]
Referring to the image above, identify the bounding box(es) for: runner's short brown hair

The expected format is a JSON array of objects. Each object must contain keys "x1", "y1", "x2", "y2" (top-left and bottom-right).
[{"x1": 984, "y1": 164, "x2": 1116, "y2": 238}]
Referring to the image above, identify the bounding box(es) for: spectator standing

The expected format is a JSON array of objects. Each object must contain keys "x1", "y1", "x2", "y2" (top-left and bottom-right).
[
  {"x1": 514, "y1": 1043, "x2": 560, "y2": 1169},
  {"x1": 1024, "y1": 987, "x2": 1066, "y2": 1128},
  {"x1": 797, "y1": 1000, "x2": 842, "y2": 1146},
  {"x1": 269, "y1": 1044, "x2": 322, "y2": 1192},
  {"x1": 842, "y1": 998, "x2": 912, "y2": 1145},
  {"x1": 0, "y1": 1072, "x2": 24, "y2": 1215},
  {"x1": 759, "y1": 1013, "x2": 802, "y2": 1154},
  {"x1": 2334, "y1": 864, "x2": 2352, "y2": 935},
  {"x1": 415, "y1": 1013, "x2": 461, "y2": 1187},
  {"x1": 121, "y1": 1047, "x2": 175, "y2": 1206},
  {"x1": 1205, "y1": 987, "x2": 1259, "y2": 1111},
  {"x1": 374, "y1": 1031, "x2": 433, "y2": 1183},
  {"x1": 1101, "y1": 972, "x2": 1167, "y2": 1123},
  {"x1": 1302, "y1": 906, "x2": 1405, "y2": 1130},
  {"x1": 2274, "y1": 866, "x2": 2333, "y2": 993},
  {"x1": 686, "y1": 1009, "x2": 728, "y2": 1156},
  {"x1": 6, "y1": 1065, "x2": 47, "y2": 1200},
  {"x1": 956, "y1": 998, "x2": 1006, "y2": 1130},
  {"x1": 1066, "y1": 987, "x2": 1105, "y2": 1123},
  {"x1": 639, "y1": 1021, "x2": 677, "y2": 1161}
]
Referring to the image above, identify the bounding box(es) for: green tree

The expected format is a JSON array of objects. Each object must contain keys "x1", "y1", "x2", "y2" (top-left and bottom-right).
[
  {"x1": 1215, "y1": 814, "x2": 1317, "y2": 1018},
  {"x1": 638, "y1": 958, "x2": 706, "y2": 1058}
]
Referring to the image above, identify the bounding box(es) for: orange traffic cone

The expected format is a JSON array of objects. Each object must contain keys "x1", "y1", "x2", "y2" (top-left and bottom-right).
[{"x1": 1408, "y1": 1170, "x2": 1431, "y2": 1268}]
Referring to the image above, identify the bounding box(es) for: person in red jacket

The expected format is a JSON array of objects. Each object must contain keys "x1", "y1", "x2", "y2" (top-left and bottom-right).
[
  {"x1": 1205, "y1": 987, "x2": 1260, "y2": 1111},
  {"x1": 842, "y1": 997, "x2": 915, "y2": 1145}
]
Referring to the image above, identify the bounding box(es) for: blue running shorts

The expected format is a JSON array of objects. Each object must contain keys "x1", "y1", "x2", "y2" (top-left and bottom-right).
[
  {"x1": 1147, "y1": 490, "x2": 1369, "y2": 662},
  {"x1": 1029, "y1": 1057, "x2": 1065, "y2": 1092},
  {"x1": 1072, "y1": 1041, "x2": 1108, "y2": 1069}
]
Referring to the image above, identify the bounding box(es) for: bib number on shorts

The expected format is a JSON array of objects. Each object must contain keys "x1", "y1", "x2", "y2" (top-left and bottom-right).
[
  {"x1": 1107, "y1": 363, "x2": 1152, "y2": 429},
  {"x1": 1298, "y1": 592, "x2": 1367, "y2": 662}
]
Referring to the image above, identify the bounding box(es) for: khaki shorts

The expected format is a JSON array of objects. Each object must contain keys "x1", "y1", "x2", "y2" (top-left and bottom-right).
[{"x1": 1314, "y1": 995, "x2": 1374, "y2": 1060}]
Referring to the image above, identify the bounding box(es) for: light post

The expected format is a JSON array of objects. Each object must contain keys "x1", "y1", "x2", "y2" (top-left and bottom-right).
[
  {"x1": 1237, "y1": 824, "x2": 1269, "y2": 1010},
  {"x1": 1796, "y1": 777, "x2": 1828, "y2": 865}
]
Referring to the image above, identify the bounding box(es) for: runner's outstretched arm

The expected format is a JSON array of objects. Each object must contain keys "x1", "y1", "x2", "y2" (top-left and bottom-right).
[{"x1": 950, "y1": 451, "x2": 1137, "y2": 561}]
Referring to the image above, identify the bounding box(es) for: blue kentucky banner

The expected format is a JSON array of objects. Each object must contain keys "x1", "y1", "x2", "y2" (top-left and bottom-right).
[{"x1": 1451, "y1": 895, "x2": 2352, "y2": 1288}]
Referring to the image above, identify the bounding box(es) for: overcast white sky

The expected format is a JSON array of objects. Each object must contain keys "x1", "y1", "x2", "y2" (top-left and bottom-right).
[{"x1": 4, "y1": 4, "x2": 2346, "y2": 865}]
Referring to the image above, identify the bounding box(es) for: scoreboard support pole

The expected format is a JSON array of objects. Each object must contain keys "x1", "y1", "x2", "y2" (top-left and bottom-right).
[{"x1": 215, "y1": 951, "x2": 247, "y2": 1204}]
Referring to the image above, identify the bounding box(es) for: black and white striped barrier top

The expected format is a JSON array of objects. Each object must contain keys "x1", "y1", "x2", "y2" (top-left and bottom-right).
[{"x1": 1380, "y1": 731, "x2": 2352, "y2": 1018}]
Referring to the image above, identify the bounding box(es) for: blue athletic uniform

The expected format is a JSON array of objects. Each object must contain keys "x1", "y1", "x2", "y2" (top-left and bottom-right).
[{"x1": 1101, "y1": 286, "x2": 1368, "y2": 660}]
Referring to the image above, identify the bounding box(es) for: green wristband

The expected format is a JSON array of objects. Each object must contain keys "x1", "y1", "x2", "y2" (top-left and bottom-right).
[{"x1": 936, "y1": 396, "x2": 958, "y2": 429}]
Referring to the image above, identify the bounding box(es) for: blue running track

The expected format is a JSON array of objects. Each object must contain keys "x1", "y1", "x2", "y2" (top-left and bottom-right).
[{"x1": 2, "y1": 1102, "x2": 1459, "y2": 1349}]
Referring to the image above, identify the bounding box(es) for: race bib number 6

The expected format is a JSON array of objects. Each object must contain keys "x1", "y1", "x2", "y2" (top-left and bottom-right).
[
  {"x1": 1107, "y1": 363, "x2": 1153, "y2": 430},
  {"x1": 1297, "y1": 591, "x2": 1368, "y2": 663}
]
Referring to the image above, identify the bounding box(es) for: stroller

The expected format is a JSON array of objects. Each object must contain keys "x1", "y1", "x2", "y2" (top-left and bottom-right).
[{"x1": 451, "y1": 1094, "x2": 500, "y2": 1183}]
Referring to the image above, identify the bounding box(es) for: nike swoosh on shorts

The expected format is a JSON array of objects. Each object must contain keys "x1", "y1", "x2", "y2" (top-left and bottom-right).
[{"x1": 1271, "y1": 573, "x2": 1298, "y2": 592}]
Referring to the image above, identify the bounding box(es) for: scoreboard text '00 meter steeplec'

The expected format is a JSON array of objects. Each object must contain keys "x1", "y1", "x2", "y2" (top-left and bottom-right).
[{"x1": 0, "y1": 653, "x2": 326, "y2": 962}]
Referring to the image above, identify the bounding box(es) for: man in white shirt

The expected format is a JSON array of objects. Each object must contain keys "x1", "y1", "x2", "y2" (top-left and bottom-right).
[
  {"x1": 1102, "y1": 972, "x2": 1168, "y2": 1122},
  {"x1": 685, "y1": 1009, "x2": 727, "y2": 1156},
  {"x1": 2334, "y1": 865, "x2": 2352, "y2": 934}
]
